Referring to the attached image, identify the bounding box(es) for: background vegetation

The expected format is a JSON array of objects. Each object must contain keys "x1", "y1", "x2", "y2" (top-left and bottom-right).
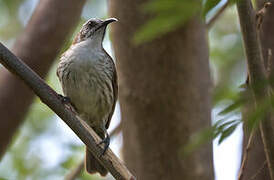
[{"x1": 0, "y1": 0, "x2": 270, "y2": 179}]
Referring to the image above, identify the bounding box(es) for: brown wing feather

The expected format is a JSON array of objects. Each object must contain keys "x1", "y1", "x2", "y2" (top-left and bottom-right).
[{"x1": 105, "y1": 57, "x2": 118, "y2": 129}]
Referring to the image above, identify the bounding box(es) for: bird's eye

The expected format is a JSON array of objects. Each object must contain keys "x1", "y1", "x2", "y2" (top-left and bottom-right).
[{"x1": 88, "y1": 21, "x2": 96, "y2": 27}]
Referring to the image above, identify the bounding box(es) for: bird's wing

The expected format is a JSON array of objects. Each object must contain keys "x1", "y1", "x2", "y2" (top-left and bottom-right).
[
  {"x1": 56, "y1": 52, "x2": 68, "y2": 79},
  {"x1": 105, "y1": 58, "x2": 118, "y2": 129}
]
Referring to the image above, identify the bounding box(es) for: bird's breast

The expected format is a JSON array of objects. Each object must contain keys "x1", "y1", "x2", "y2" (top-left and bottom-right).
[{"x1": 57, "y1": 48, "x2": 114, "y2": 126}]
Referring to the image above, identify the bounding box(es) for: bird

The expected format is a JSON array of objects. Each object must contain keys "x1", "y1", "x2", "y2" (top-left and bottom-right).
[{"x1": 56, "y1": 18, "x2": 118, "y2": 176}]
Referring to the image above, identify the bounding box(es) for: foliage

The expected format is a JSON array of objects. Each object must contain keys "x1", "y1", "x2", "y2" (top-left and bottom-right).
[
  {"x1": 181, "y1": 3, "x2": 271, "y2": 156},
  {"x1": 134, "y1": 0, "x2": 240, "y2": 44},
  {"x1": 203, "y1": 0, "x2": 223, "y2": 17},
  {"x1": 134, "y1": 0, "x2": 201, "y2": 44},
  {"x1": 182, "y1": 118, "x2": 241, "y2": 156},
  {"x1": 0, "y1": 0, "x2": 23, "y2": 40},
  {"x1": 203, "y1": 0, "x2": 239, "y2": 17},
  {"x1": 182, "y1": 1, "x2": 274, "y2": 153}
]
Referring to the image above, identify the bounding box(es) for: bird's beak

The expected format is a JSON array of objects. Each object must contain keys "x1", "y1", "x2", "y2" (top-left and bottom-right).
[
  {"x1": 102, "y1": 18, "x2": 118, "y2": 26},
  {"x1": 96, "y1": 18, "x2": 118, "y2": 31}
]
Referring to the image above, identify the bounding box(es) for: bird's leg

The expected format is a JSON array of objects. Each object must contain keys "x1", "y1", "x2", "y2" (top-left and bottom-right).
[{"x1": 98, "y1": 127, "x2": 110, "y2": 157}]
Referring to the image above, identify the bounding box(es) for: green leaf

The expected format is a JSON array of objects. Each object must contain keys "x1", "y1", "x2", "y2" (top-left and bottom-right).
[
  {"x1": 134, "y1": 0, "x2": 201, "y2": 44},
  {"x1": 213, "y1": 85, "x2": 239, "y2": 105},
  {"x1": 216, "y1": 119, "x2": 240, "y2": 133},
  {"x1": 61, "y1": 156, "x2": 77, "y2": 169},
  {"x1": 229, "y1": 0, "x2": 239, "y2": 4},
  {"x1": 218, "y1": 122, "x2": 239, "y2": 144},
  {"x1": 134, "y1": 13, "x2": 184, "y2": 44},
  {"x1": 181, "y1": 119, "x2": 241, "y2": 156},
  {"x1": 182, "y1": 126, "x2": 216, "y2": 156},
  {"x1": 1, "y1": 0, "x2": 22, "y2": 15},
  {"x1": 203, "y1": 0, "x2": 222, "y2": 17},
  {"x1": 218, "y1": 98, "x2": 244, "y2": 115},
  {"x1": 246, "y1": 98, "x2": 271, "y2": 131}
]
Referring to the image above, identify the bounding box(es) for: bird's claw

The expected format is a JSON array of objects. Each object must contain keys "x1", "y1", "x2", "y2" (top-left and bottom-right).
[
  {"x1": 57, "y1": 94, "x2": 77, "y2": 113},
  {"x1": 98, "y1": 133, "x2": 110, "y2": 157},
  {"x1": 58, "y1": 94, "x2": 71, "y2": 104}
]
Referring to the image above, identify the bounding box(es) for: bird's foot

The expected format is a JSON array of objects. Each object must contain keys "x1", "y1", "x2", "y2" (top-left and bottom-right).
[
  {"x1": 98, "y1": 133, "x2": 110, "y2": 157},
  {"x1": 57, "y1": 94, "x2": 77, "y2": 113},
  {"x1": 58, "y1": 94, "x2": 71, "y2": 104}
]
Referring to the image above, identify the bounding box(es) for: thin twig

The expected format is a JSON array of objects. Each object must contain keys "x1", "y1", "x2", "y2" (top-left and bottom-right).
[
  {"x1": 0, "y1": 43, "x2": 135, "y2": 180},
  {"x1": 206, "y1": 1, "x2": 229, "y2": 29},
  {"x1": 65, "y1": 160, "x2": 85, "y2": 180},
  {"x1": 250, "y1": 160, "x2": 267, "y2": 180},
  {"x1": 65, "y1": 123, "x2": 122, "y2": 180},
  {"x1": 238, "y1": 130, "x2": 255, "y2": 180}
]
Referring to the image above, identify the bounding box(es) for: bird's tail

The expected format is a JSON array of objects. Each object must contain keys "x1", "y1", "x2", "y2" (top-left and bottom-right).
[
  {"x1": 85, "y1": 128, "x2": 108, "y2": 176},
  {"x1": 85, "y1": 147, "x2": 108, "y2": 176}
]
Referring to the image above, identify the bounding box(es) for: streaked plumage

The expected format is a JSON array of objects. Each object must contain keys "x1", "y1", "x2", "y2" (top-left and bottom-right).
[{"x1": 57, "y1": 18, "x2": 118, "y2": 176}]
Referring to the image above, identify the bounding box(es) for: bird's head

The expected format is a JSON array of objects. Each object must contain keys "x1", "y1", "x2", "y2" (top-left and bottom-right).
[{"x1": 72, "y1": 18, "x2": 118, "y2": 45}]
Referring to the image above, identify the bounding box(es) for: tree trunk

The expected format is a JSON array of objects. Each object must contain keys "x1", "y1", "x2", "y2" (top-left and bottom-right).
[
  {"x1": 241, "y1": 0, "x2": 274, "y2": 179},
  {"x1": 109, "y1": 1, "x2": 214, "y2": 179},
  {"x1": 0, "y1": 0, "x2": 85, "y2": 158}
]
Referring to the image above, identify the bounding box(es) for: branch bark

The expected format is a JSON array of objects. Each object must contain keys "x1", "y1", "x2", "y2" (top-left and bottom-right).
[
  {"x1": 0, "y1": 0, "x2": 86, "y2": 157},
  {"x1": 238, "y1": 129, "x2": 255, "y2": 180},
  {"x1": 236, "y1": 0, "x2": 274, "y2": 178},
  {"x1": 0, "y1": 43, "x2": 135, "y2": 180},
  {"x1": 240, "y1": 1, "x2": 274, "y2": 179},
  {"x1": 65, "y1": 123, "x2": 122, "y2": 180}
]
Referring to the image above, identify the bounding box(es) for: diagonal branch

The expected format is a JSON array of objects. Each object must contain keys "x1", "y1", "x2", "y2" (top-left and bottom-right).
[
  {"x1": 238, "y1": 129, "x2": 255, "y2": 180},
  {"x1": 65, "y1": 123, "x2": 122, "y2": 180},
  {"x1": 236, "y1": 0, "x2": 274, "y2": 179},
  {"x1": 0, "y1": 43, "x2": 135, "y2": 180},
  {"x1": 250, "y1": 160, "x2": 267, "y2": 179}
]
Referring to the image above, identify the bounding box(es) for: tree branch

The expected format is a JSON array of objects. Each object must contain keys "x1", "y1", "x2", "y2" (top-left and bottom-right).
[
  {"x1": 236, "y1": 0, "x2": 274, "y2": 179},
  {"x1": 250, "y1": 160, "x2": 267, "y2": 179},
  {"x1": 0, "y1": 43, "x2": 135, "y2": 180},
  {"x1": 238, "y1": 130, "x2": 255, "y2": 180},
  {"x1": 65, "y1": 123, "x2": 122, "y2": 180}
]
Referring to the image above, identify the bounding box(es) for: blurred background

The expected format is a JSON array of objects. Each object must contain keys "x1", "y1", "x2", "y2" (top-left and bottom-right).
[{"x1": 0, "y1": 0, "x2": 267, "y2": 179}]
